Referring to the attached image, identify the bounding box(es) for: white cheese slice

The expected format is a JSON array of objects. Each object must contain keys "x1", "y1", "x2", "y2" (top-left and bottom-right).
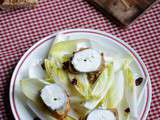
[
  {"x1": 72, "y1": 49, "x2": 102, "y2": 72},
  {"x1": 87, "y1": 109, "x2": 116, "y2": 120},
  {"x1": 40, "y1": 84, "x2": 67, "y2": 111}
]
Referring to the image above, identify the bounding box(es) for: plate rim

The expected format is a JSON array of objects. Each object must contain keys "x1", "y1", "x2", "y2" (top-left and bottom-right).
[{"x1": 9, "y1": 29, "x2": 152, "y2": 120}]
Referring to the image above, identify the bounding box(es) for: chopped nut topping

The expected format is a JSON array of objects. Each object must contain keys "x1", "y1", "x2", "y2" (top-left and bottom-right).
[{"x1": 87, "y1": 71, "x2": 101, "y2": 84}]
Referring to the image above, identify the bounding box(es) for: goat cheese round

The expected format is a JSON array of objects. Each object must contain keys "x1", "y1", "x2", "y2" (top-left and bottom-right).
[
  {"x1": 72, "y1": 49, "x2": 102, "y2": 72},
  {"x1": 40, "y1": 84, "x2": 67, "y2": 111},
  {"x1": 87, "y1": 109, "x2": 116, "y2": 120}
]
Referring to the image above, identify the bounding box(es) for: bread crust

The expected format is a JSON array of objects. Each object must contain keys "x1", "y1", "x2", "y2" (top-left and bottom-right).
[{"x1": 0, "y1": 0, "x2": 37, "y2": 10}]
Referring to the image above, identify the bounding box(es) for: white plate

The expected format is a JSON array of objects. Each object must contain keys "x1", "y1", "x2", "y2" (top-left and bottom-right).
[{"x1": 10, "y1": 29, "x2": 152, "y2": 120}]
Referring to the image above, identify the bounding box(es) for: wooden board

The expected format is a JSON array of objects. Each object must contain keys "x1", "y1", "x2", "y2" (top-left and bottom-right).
[{"x1": 87, "y1": 0, "x2": 157, "y2": 25}]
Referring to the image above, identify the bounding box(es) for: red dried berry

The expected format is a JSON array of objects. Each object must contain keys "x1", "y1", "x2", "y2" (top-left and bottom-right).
[
  {"x1": 71, "y1": 79, "x2": 77, "y2": 85},
  {"x1": 124, "y1": 108, "x2": 130, "y2": 113},
  {"x1": 135, "y1": 77, "x2": 143, "y2": 86},
  {"x1": 41, "y1": 62, "x2": 45, "y2": 70},
  {"x1": 34, "y1": 117, "x2": 41, "y2": 120}
]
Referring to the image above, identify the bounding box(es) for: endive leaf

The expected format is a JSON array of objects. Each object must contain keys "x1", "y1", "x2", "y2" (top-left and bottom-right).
[
  {"x1": 105, "y1": 70, "x2": 124, "y2": 108},
  {"x1": 123, "y1": 60, "x2": 138, "y2": 118},
  {"x1": 65, "y1": 116, "x2": 76, "y2": 120},
  {"x1": 28, "y1": 64, "x2": 45, "y2": 80},
  {"x1": 27, "y1": 100, "x2": 57, "y2": 120},
  {"x1": 68, "y1": 73, "x2": 91, "y2": 99},
  {"x1": 84, "y1": 63, "x2": 114, "y2": 110},
  {"x1": 45, "y1": 59, "x2": 68, "y2": 85},
  {"x1": 20, "y1": 79, "x2": 50, "y2": 103},
  {"x1": 54, "y1": 33, "x2": 68, "y2": 43},
  {"x1": 92, "y1": 62, "x2": 114, "y2": 97},
  {"x1": 117, "y1": 96, "x2": 129, "y2": 120},
  {"x1": 27, "y1": 99, "x2": 75, "y2": 120},
  {"x1": 21, "y1": 79, "x2": 75, "y2": 120},
  {"x1": 45, "y1": 59, "x2": 80, "y2": 96},
  {"x1": 48, "y1": 39, "x2": 91, "y2": 63}
]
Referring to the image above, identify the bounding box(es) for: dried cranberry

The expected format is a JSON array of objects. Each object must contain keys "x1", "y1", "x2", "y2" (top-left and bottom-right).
[
  {"x1": 124, "y1": 108, "x2": 130, "y2": 113},
  {"x1": 63, "y1": 61, "x2": 70, "y2": 70},
  {"x1": 135, "y1": 77, "x2": 143, "y2": 86},
  {"x1": 41, "y1": 62, "x2": 45, "y2": 70},
  {"x1": 101, "y1": 52, "x2": 104, "y2": 56},
  {"x1": 34, "y1": 117, "x2": 41, "y2": 120},
  {"x1": 71, "y1": 79, "x2": 77, "y2": 85}
]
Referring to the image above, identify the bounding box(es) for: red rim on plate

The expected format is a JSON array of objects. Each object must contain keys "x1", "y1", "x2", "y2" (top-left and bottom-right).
[{"x1": 10, "y1": 29, "x2": 151, "y2": 120}]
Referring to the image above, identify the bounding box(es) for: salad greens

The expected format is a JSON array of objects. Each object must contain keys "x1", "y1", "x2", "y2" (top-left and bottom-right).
[
  {"x1": 83, "y1": 63, "x2": 114, "y2": 110},
  {"x1": 123, "y1": 59, "x2": 138, "y2": 118},
  {"x1": 20, "y1": 34, "x2": 141, "y2": 120},
  {"x1": 45, "y1": 59, "x2": 68, "y2": 84},
  {"x1": 92, "y1": 62, "x2": 114, "y2": 97},
  {"x1": 21, "y1": 79, "x2": 49, "y2": 103},
  {"x1": 68, "y1": 73, "x2": 91, "y2": 99},
  {"x1": 48, "y1": 39, "x2": 91, "y2": 64},
  {"x1": 104, "y1": 70, "x2": 124, "y2": 108}
]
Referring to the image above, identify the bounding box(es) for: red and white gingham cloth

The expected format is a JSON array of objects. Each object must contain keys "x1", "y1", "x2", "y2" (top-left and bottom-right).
[{"x1": 0, "y1": 0, "x2": 160, "y2": 120}]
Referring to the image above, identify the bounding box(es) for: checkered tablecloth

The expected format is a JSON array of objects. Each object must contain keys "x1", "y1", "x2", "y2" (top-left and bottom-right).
[{"x1": 0, "y1": 0, "x2": 160, "y2": 120}]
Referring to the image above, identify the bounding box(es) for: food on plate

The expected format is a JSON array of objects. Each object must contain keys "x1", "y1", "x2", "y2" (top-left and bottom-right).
[
  {"x1": 86, "y1": 109, "x2": 117, "y2": 120},
  {"x1": 20, "y1": 33, "x2": 144, "y2": 120},
  {"x1": 71, "y1": 48, "x2": 103, "y2": 73},
  {"x1": 40, "y1": 84, "x2": 68, "y2": 111},
  {"x1": 40, "y1": 84, "x2": 71, "y2": 119}
]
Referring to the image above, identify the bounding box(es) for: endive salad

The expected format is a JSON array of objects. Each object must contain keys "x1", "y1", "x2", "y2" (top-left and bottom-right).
[{"x1": 21, "y1": 34, "x2": 144, "y2": 120}]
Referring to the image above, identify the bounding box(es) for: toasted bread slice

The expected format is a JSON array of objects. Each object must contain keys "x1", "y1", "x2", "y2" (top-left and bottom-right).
[{"x1": 0, "y1": 0, "x2": 38, "y2": 10}]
